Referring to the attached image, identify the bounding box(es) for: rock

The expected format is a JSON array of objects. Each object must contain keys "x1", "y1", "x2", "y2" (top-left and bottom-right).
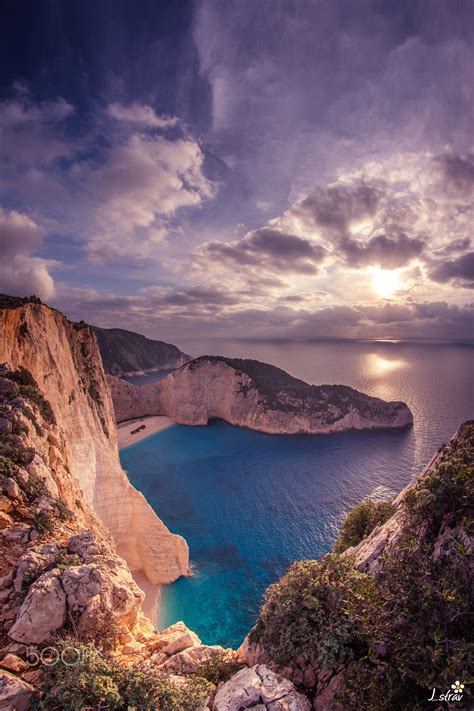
[
  {"x1": 0, "y1": 571, "x2": 14, "y2": 591},
  {"x1": 212, "y1": 665, "x2": 311, "y2": 711},
  {"x1": 157, "y1": 645, "x2": 226, "y2": 674},
  {"x1": 0, "y1": 670, "x2": 33, "y2": 711},
  {"x1": 66, "y1": 532, "x2": 145, "y2": 633},
  {"x1": 3, "y1": 479, "x2": 20, "y2": 501},
  {"x1": 14, "y1": 543, "x2": 61, "y2": 592},
  {"x1": 0, "y1": 654, "x2": 29, "y2": 674},
  {"x1": 15, "y1": 469, "x2": 29, "y2": 487},
  {"x1": 0, "y1": 418, "x2": 12, "y2": 434},
  {"x1": 0, "y1": 512, "x2": 13, "y2": 530},
  {"x1": 159, "y1": 621, "x2": 201, "y2": 655},
  {"x1": 8, "y1": 570, "x2": 67, "y2": 644},
  {"x1": 61, "y1": 565, "x2": 103, "y2": 611},
  {"x1": 0, "y1": 496, "x2": 13, "y2": 513},
  {"x1": 238, "y1": 635, "x2": 269, "y2": 665},
  {"x1": 312, "y1": 669, "x2": 346, "y2": 711}
]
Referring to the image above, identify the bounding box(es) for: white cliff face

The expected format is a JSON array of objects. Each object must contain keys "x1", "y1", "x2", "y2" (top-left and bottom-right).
[
  {"x1": 109, "y1": 356, "x2": 413, "y2": 434},
  {"x1": 0, "y1": 303, "x2": 189, "y2": 585}
]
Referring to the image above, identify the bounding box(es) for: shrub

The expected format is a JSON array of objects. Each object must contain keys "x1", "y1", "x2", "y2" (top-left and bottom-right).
[
  {"x1": 404, "y1": 425, "x2": 474, "y2": 537},
  {"x1": 194, "y1": 651, "x2": 245, "y2": 684},
  {"x1": 334, "y1": 499, "x2": 395, "y2": 553},
  {"x1": 54, "y1": 552, "x2": 82, "y2": 573},
  {"x1": 32, "y1": 639, "x2": 213, "y2": 710},
  {"x1": 34, "y1": 511, "x2": 56, "y2": 535},
  {"x1": 343, "y1": 533, "x2": 473, "y2": 710},
  {"x1": 250, "y1": 554, "x2": 374, "y2": 669},
  {"x1": 7, "y1": 366, "x2": 37, "y2": 388},
  {"x1": 0, "y1": 441, "x2": 35, "y2": 466},
  {"x1": 0, "y1": 454, "x2": 18, "y2": 480}
]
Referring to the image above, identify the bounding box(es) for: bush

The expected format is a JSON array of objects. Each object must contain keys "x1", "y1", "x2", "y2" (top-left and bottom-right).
[
  {"x1": 7, "y1": 366, "x2": 37, "y2": 388},
  {"x1": 250, "y1": 554, "x2": 375, "y2": 669},
  {"x1": 33, "y1": 639, "x2": 213, "y2": 710},
  {"x1": 194, "y1": 651, "x2": 245, "y2": 684},
  {"x1": 404, "y1": 425, "x2": 474, "y2": 537},
  {"x1": 343, "y1": 533, "x2": 473, "y2": 709},
  {"x1": 34, "y1": 511, "x2": 56, "y2": 535},
  {"x1": 334, "y1": 499, "x2": 395, "y2": 553}
]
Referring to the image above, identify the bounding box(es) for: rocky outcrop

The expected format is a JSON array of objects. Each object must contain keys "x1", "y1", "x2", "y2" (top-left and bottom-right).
[
  {"x1": 212, "y1": 664, "x2": 311, "y2": 711},
  {"x1": 0, "y1": 301, "x2": 189, "y2": 585},
  {"x1": 343, "y1": 446, "x2": 445, "y2": 574},
  {"x1": 109, "y1": 355, "x2": 413, "y2": 434},
  {"x1": 0, "y1": 670, "x2": 33, "y2": 711},
  {"x1": 92, "y1": 325, "x2": 191, "y2": 377}
]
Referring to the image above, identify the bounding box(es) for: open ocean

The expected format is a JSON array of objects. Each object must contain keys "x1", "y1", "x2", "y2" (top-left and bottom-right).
[{"x1": 120, "y1": 339, "x2": 473, "y2": 648}]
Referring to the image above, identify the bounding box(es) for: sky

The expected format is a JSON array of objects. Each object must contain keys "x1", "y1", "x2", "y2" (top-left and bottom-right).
[{"x1": 0, "y1": 0, "x2": 473, "y2": 341}]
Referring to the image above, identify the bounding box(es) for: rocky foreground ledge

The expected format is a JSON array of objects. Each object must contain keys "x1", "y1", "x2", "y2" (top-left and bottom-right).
[{"x1": 110, "y1": 355, "x2": 413, "y2": 434}]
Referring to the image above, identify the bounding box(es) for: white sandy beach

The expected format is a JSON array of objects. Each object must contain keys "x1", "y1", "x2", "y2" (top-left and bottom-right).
[{"x1": 117, "y1": 415, "x2": 174, "y2": 448}]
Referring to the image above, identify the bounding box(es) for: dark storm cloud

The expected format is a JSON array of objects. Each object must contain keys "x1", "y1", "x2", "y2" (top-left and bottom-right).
[
  {"x1": 294, "y1": 184, "x2": 381, "y2": 236},
  {"x1": 201, "y1": 228, "x2": 326, "y2": 275},
  {"x1": 340, "y1": 232, "x2": 425, "y2": 269},
  {"x1": 436, "y1": 151, "x2": 474, "y2": 194},
  {"x1": 429, "y1": 252, "x2": 474, "y2": 288}
]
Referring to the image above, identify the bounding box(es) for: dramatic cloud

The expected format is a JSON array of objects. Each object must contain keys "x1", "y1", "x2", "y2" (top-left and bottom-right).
[
  {"x1": 290, "y1": 183, "x2": 381, "y2": 237},
  {"x1": 0, "y1": 93, "x2": 216, "y2": 262},
  {"x1": 81, "y1": 134, "x2": 215, "y2": 260},
  {"x1": 340, "y1": 232, "x2": 425, "y2": 269},
  {"x1": 429, "y1": 252, "x2": 474, "y2": 288},
  {"x1": 198, "y1": 228, "x2": 326, "y2": 276},
  {"x1": 0, "y1": 208, "x2": 56, "y2": 299}
]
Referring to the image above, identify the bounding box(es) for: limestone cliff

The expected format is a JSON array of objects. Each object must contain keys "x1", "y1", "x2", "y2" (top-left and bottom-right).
[
  {"x1": 109, "y1": 355, "x2": 413, "y2": 434},
  {"x1": 0, "y1": 298, "x2": 188, "y2": 585}
]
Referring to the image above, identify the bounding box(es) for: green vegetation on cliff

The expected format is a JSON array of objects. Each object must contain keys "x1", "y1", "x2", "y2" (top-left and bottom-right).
[
  {"x1": 250, "y1": 422, "x2": 474, "y2": 709},
  {"x1": 334, "y1": 498, "x2": 395, "y2": 553}
]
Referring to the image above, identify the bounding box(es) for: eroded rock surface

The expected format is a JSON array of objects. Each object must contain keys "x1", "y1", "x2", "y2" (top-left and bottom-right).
[{"x1": 212, "y1": 664, "x2": 311, "y2": 711}]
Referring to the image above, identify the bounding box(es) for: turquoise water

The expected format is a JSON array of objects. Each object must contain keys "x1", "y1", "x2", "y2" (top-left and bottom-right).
[{"x1": 120, "y1": 340, "x2": 473, "y2": 648}]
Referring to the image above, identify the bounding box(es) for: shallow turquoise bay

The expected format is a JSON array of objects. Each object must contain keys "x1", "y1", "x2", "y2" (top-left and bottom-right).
[{"x1": 120, "y1": 340, "x2": 473, "y2": 648}]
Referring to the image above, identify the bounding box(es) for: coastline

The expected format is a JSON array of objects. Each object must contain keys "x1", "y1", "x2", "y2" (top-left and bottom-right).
[{"x1": 118, "y1": 415, "x2": 174, "y2": 448}]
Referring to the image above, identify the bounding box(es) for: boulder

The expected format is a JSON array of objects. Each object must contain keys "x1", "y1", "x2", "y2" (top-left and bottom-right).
[
  {"x1": 159, "y1": 621, "x2": 201, "y2": 655},
  {"x1": 61, "y1": 565, "x2": 103, "y2": 611},
  {"x1": 14, "y1": 543, "x2": 61, "y2": 592},
  {"x1": 0, "y1": 497, "x2": 13, "y2": 514},
  {"x1": 3, "y1": 479, "x2": 20, "y2": 501},
  {"x1": 212, "y1": 664, "x2": 311, "y2": 711},
  {"x1": 8, "y1": 570, "x2": 66, "y2": 644},
  {"x1": 0, "y1": 670, "x2": 33, "y2": 711},
  {"x1": 0, "y1": 654, "x2": 28, "y2": 674}
]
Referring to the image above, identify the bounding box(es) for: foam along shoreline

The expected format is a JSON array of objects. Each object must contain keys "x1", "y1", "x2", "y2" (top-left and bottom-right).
[{"x1": 118, "y1": 415, "x2": 174, "y2": 448}]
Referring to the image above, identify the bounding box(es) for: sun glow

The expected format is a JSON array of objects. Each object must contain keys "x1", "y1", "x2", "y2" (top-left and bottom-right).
[{"x1": 371, "y1": 269, "x2": 401, "y2": 299}]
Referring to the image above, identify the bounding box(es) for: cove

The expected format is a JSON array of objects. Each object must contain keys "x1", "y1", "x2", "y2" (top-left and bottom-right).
[{"x1": 121, "y1": 421, "x2": 419, "y2": 648}]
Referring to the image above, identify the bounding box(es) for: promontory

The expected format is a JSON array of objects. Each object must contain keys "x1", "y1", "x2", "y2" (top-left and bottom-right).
[{"x1": 109, "y1": 355, "x2": 413, "y2": 434}]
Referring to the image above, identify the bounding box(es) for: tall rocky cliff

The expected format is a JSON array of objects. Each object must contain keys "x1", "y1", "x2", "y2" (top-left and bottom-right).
[
  {"x1": 0, "y1": 300, "x2": 188, "y2": 586},
  {"x1": 109, "y1": 355, "x2": 413, "y2": 434}
]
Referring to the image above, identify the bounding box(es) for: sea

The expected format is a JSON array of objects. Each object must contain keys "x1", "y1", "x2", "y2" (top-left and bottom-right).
[{"x1": 119, "y1": 339, "x2": 473, "y2": 648}]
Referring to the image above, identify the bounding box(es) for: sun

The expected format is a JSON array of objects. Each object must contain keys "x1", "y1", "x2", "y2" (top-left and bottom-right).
[{"x1": 371, "y1": 269, "x2": 401, "y2": 299}]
